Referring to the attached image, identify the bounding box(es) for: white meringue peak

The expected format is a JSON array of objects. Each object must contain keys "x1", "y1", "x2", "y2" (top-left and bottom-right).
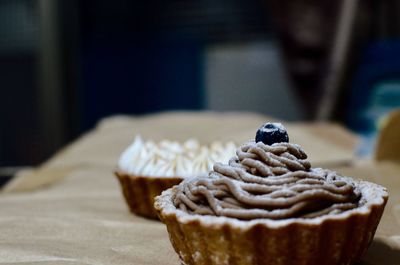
[{"x1": 118, "y1": 136, "x2": 237, "y2": 178}]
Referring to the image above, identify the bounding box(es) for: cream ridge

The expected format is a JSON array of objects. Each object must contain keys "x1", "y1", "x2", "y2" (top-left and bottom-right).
[{"x1": 118, "y1": 136, "x2": 237, "y2": 177}]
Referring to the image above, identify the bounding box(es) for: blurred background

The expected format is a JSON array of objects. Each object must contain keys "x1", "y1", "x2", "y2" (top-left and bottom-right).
[{"x1": 1, "y1": 0, "x2": 400, "y2": 170}]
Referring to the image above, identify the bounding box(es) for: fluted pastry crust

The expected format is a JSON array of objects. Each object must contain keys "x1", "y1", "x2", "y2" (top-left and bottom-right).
[
  {"x1": 155, "y1": 181, "x2": 388, "y2": 265},
  {"x1": 115, "y1": 171, "x2": 181, "y2": 219}
]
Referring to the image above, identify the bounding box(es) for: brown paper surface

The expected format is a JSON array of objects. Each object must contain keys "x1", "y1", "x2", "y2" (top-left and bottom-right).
[
  {"x1": 1, "y1": 111, "x2": 398, "y2": 264},
  {"x1": 0, "y1": 166, "x2": 180, "y2": 265},
  {"x1": 1, "y1": 163, "x2": 399, "y2": 265},
  {"x1": 3, "y1": 111, "x2": 357, "y2": 192}
]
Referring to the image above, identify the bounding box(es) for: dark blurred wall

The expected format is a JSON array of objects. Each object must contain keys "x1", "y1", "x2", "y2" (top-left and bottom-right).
[
  {"x1": 76, "y1": 0, "x2": 270, "y2": 129},
  {"x1": 0, "y1": 0, "x2": 271, "y2": 166},
  {"x1": 0, "y1": 55, "x2": 40, "y2": 165},
  {"x1": 0, "y1": 1, "x2": 42, "y2": 166},
  {"x1": 79, "y1": 0, "x2": 205, "y2": 129}
]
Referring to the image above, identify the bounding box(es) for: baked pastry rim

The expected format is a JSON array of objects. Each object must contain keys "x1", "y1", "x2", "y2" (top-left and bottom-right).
[{"x1": 155, "y1": 179, "x2": 388, "y2": 229}]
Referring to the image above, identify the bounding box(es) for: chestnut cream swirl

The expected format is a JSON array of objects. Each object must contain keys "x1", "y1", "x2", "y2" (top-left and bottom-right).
[{"x1": 172, "y1": 141, "x2": 361, "y2": 220}]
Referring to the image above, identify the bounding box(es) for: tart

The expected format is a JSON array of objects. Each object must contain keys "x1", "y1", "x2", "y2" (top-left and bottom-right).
[
  {"x1": 154, "y1": 123, "x2": 388, "y2": 265},
  {"x1": 115, "y1": 136, "x2": 236, "y2": 219}
]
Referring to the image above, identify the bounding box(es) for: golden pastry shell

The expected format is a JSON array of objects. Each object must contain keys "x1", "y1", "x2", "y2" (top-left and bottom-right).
[{"x1": 155, "y1": 180, "x2": 388, "y2": 265}]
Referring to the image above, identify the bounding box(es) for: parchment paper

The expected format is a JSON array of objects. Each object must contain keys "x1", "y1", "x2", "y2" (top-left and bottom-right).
[
  {"x1": 0, "y1": 111, "x2": 398, "y2": 265},
  {"x1": 3, "y1": 111, "x2": 357, "y2": 193}
]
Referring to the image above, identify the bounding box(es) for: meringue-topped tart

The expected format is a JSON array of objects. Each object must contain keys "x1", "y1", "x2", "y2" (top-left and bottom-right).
[{"x1": 115, "y1": 136, "x2": 237, "y2": 219}]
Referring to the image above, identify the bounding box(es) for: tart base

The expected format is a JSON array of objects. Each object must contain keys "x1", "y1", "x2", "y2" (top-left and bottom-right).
[
  {"x1": 115, "y1": 171, "x2": 182, "y2": 219},
  {"x1": 155, "y1": 182, "x2": 388, "y2": 265}
]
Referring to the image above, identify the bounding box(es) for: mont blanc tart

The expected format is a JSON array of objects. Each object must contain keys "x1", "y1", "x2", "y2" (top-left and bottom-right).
[
  {"x1": 116, "y1": 136, "x2": 236, "y2": 219},
  {"x1": 154, "y1": 123, "x2": 388, "y2": 265}
]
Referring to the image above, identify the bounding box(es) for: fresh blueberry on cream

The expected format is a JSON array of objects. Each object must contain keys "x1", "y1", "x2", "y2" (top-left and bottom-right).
[{"x1": 255, "y1": 122, "x2": 289, "y2": 145}]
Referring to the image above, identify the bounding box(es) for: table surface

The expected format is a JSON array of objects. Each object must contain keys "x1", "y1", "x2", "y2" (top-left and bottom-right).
[{"x1": 1, "y1": 112, "x2": 399, "y2": 265}]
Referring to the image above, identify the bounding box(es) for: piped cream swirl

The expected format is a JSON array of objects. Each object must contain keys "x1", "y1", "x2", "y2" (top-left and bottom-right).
[
  {"x1": 173, "y1": 141, "x2": 361, "y2": 220},
  {"x1": 118, "y1": 136, "x2": 237, "y2": 177}
]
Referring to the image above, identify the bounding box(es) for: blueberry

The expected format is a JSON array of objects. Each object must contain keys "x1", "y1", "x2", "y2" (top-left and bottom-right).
[{"x1": 255, "y1": 123, "x2": 289, "y2": 145}]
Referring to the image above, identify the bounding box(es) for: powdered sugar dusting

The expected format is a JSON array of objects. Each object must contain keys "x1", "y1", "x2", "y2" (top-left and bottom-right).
[{"x1": 259, "y1": 122, "x2": 286, "y2": 133}]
